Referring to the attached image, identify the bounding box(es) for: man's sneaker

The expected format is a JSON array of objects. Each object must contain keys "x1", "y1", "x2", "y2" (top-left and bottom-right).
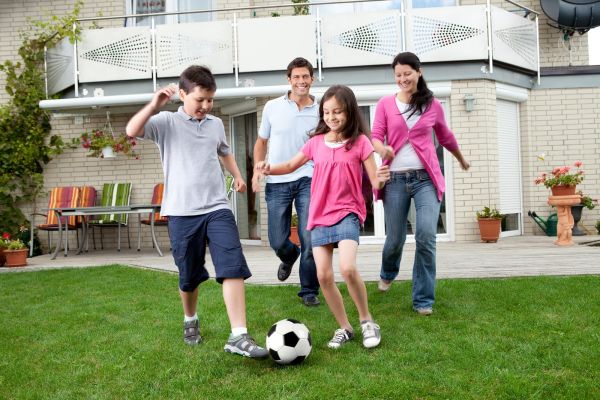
[
  {"x1": 224, "y1": 333, "x2": 269, "y2": 359},
  {"x1": 183, "y1": 319, "x2": 201, "y2": 345},
  {"x1": 302, "y1": 294, "x2": 320, "y2": 307},
  {"x1": 277, "y1": 248, "x2": 300, "y2": 281},
  {"x1": 414, "y1": 307, "x2": 433, "y2": 316},
  {"x1": 327, "y1": 328, "x2": 354, "y2": 349},
  {"x1": 378, "y1": 279, "x2": 393, "y2": 292},
  {"x1": 361, "y1": 320, "x2": 381, "y2": 349}
]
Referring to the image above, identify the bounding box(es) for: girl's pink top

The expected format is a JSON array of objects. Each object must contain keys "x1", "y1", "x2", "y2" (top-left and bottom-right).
[
  {"x1": 302, "y1": 134, "x2": 374, "y2": 230},
  {"x1": 371, "y1": 95, "x2": 459, "y2": 201}
]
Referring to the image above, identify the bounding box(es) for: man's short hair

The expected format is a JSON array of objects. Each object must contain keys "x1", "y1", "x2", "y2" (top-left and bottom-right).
[
  {"x1": 286, "y1": 57, "x2": 314, "y2": 78},
  {"x1": 179, "y1": 65, "x2": 217, "y2": 93}
]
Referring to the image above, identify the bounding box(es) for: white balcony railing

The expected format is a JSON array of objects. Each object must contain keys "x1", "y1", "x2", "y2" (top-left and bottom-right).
[{"x1": 45, "y1": 2, "x2": 539, "y2": 96}]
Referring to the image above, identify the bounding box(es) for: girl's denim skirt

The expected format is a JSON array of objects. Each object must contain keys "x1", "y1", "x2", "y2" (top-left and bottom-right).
[{"x1": 310, "y1": 213, "x2": 360, "y2": 247}]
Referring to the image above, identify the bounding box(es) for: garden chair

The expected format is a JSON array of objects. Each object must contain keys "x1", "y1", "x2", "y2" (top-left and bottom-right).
[
  {"x1": 31, "y1": 186, "x2": 80, "y2": 256},
  {"x1": 77, "y1": 186, "x2": 97, "y2": 251},
  {"x1": 138, "y1": 183, "x2": 168, "y2": 250},
  {"x1": 89, "y1": 183, "x2": 132, "y2": 251}
]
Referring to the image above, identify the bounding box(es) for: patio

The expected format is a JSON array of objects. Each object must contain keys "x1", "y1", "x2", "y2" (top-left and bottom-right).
[{"x1": 4, "y1": 236, "x2": 600, "y2": 284}]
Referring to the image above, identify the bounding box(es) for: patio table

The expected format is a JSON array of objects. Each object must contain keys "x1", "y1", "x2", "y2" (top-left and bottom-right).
[{"x1": 49, "y1": 204, "x2": 163, "y2": 259}]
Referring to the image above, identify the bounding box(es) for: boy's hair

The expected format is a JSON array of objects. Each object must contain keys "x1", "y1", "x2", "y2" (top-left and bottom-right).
[
  {"x1": 286, "y1": 57, "x2": 314, "y2": 78},
  {"x1": 179, "y1": 65, "x2": 217, "y2": 93},
  {"x1": 392, "y1": 52, "x2": 433, "y2": 118},
  {"x1": 313, "y1": 85, "x2": 368, "y2": 151}
]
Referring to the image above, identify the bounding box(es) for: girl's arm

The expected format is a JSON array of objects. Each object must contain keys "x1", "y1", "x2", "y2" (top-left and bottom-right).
[
  {"x1": 257, "y1": 151, "x2": 310, "y2": 176},
  {"x1": 220, "y1": 153, "x2": 247, "y2": 193},
  {"x1": 363, "y1": 153, "x2": 390, "y2": 190}
]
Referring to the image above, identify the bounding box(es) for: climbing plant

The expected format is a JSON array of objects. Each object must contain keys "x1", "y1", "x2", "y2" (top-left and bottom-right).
[{"x1": 0, "y1": 1, "x2": 82, "y2": 236}]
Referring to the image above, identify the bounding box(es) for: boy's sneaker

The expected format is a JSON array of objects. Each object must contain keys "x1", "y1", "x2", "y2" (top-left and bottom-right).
[
  {"x1": 277, "y1": 248, "x2": 300, "y2": 281},
  {"x1": 361, "y1": 320, "x2": 381, "y2": 349},
  {"x1": 224, "y1": 333, "x2": 269, "y2": 359},
  {"x1": 327, "y1": 328, "x2": 354, "y2": 349},
  {"x1": 183, "y1": 319, "x2": 201, "y2": 345}
]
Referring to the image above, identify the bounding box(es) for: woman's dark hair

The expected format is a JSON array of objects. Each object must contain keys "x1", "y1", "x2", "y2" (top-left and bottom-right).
[
  {"x1": 392, "y1": 52, "x2": 433, "y2": 118},
  {"x1": 312, "y1": 85, "x2": 368, "y2": 150},
  {"x1": 179, "y1": 65, "x2": 217, "y2": 93}
]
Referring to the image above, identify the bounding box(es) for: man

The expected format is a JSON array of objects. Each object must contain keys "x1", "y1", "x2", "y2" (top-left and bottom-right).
[{"x1": 252, "y1": 57, "x2": 320, "y2": 307}]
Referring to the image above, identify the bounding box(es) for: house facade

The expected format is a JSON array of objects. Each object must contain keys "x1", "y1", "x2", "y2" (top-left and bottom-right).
[{"x1": 1, "y1": 0, "x2": 598, "y2": 251}]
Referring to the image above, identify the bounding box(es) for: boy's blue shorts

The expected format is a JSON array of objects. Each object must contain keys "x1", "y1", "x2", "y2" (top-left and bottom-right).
[{"x1": 168, "y1": 209, "x2": 251, "y2": 292}]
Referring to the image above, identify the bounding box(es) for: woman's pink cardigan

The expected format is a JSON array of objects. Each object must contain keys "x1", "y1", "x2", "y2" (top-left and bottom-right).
[{"x1": 371, "y1": 95, "x2": 459, "y2": 201}]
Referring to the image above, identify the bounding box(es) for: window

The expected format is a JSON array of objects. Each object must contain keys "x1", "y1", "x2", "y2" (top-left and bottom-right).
[
  {"x1": 127, "y1": 0, "x2": 214, "y2": 26},
  {"x1": 309, "y1": 0, "x2": 456, "y2": 16}
]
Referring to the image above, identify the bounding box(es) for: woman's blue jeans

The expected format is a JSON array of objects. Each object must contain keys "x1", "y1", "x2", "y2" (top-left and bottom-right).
[
  {"x1": 265, "y1": 177, "x2": 319, "y2": 298},
  {"x1": 380, "y1": 170, "x2": 441, "y2": 309}
]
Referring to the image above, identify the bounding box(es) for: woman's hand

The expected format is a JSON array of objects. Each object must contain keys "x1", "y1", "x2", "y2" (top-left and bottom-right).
[
  {"x1": 459, "y1": 158, "x2": 470, "y2": 171},
  {"x1": 378, "y1": 145, "x2": 395, "y2": 161}
]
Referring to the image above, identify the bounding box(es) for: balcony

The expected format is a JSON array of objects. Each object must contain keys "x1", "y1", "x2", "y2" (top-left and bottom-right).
[{"x1": 42, "y1": 1, "x2": 539, "y2": 109}]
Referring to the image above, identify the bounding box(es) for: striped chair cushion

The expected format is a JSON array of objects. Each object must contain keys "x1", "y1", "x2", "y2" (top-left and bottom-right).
[
  {"x1": 90, "y1": 183, "x2": 132, "y2": 225},
  {"x1": 40, "y1": 187, "x2": 80, "y2": 228},
  {"x1": 77, "y1": 186, "x2": 97, "y2": 224},
  {"x1": 150, "y1": 183, "x2": 167, "y2": 223}
]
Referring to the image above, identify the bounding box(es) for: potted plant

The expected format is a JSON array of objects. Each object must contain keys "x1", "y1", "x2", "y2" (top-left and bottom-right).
[
  {"x1": 289, "y1": 213, "x2": 300, "y2": 246},
  {"x1": 2, "y1": 235, "x2": 28, "y2": 267},
  {"x1": 476, "y1": 207, "x2": 503, "y2": 243},
  {"x1": 74, "y1": 129, "x2": 139, "y2": 159},
  {"x1": 534, "y1": 160, "x2": 585, "y2": 196},
  {"x1": 571, "y1": 191, "x2": 598, "y2": 236}
]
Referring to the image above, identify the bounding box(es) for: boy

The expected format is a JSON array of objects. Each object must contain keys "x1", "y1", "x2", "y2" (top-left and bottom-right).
[{"x1": 126, "y1": 65, "x2": 267, "y2": 358}]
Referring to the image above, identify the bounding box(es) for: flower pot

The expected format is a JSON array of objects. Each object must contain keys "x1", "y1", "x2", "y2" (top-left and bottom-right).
[
  {"x1": 289, "y1": 227, "x2": 300, "y2": 246},
  {"x1": 101, "y1": 146, "x2": 115, "y2": 158},
  {"x1": 477, "y1": 218, "x2": 501, "y2": 243},
  {"x1": 571, "y1": 204, "x2": 585, "y2": 236},
  {"x1": 551, "y1": 185, "x2": 576, "y2": 196},
  {"x1": 4, "y1": 249, "x2": 28, "y2": 267}
]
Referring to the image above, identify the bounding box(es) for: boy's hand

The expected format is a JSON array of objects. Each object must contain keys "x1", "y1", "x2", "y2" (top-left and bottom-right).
[
  {"x1": 234, "y1": 178, "x2": 247, "y2": 193},
  {"x1": 151, "y1": 85, "x2": 177, "y2": 110},
  {"x1": 376, "y1": 165, "x2": 390, "y2": 186}
]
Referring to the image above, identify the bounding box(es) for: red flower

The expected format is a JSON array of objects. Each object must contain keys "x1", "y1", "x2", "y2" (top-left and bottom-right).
[{"x1": 2, "y1": 233, "x2": 10, "y2": 240}]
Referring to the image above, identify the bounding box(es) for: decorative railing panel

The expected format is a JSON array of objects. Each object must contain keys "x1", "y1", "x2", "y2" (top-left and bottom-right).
[
  {"x1": 46, "y1": 37, "x2": 75, "y2": 95},
  {"x1": 491, "y1": 6, "x2": 538, "y2": 71},
  {"x1": 410, "y1": 6, "x2": 488, "y2": 62},
  {"x1": 321, "y1": 11, "x2": 403, "y2": 68},
  {"x1": 237, "y1": 15, "x2": 316, "y2": 73},
  {"x1": 45, "y1": 5, "x2": 539, "y2": 95},
  {"x1": 78, "y1": 27, "x2": 152, "y2": 83},
  {"x1": 156, "y1": 21, "x2": 233, "y2": 77}
]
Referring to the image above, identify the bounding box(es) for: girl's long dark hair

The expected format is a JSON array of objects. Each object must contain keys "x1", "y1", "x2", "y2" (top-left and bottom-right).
[
  {"x1": 392, "y1": 52, "x2": 433, "y2": 119},
  {"x1": 312, "y1": 85, "x2": 368, "y2": 150}
]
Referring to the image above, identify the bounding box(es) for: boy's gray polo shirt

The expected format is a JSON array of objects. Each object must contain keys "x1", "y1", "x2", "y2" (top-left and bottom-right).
[
  {"x1": 142, "y1": 107, "x2": 230, "y2": 216},
  {"x1": 258, "y1": 93, "x2": 318, "y2": 183}
]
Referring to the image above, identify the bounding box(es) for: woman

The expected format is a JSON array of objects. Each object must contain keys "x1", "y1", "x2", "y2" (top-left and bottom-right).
[{"x1": 372, "y1": 52, "x2": 470, "y2": 315}]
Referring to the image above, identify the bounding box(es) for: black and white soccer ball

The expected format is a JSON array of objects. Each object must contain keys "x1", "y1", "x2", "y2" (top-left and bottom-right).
[{"x1": 266, "y1": 319, "x2": 312, "y2": 365}]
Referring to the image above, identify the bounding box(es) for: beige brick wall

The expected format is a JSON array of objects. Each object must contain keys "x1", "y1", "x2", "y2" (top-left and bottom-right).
[
  {"x1": 522, "y1": 87, "x2": 600, "y2": 236},
  {"x1": 449, "y1": 80, "x2": 501, "y2": 241}
]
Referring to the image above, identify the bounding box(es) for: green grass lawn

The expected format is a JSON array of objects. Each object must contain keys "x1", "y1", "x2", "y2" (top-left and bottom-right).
[{"x1": 1, "y1": 266, "x2": 599, "y2": 399}]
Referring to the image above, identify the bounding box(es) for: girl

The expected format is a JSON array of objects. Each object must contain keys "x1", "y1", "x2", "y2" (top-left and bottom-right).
[
  {"x1": 257, "y1": 85, "x2": 390, "y2": 349},
  {"x1": 372, "y1": 52, "x2": 470, "y2": 315}
]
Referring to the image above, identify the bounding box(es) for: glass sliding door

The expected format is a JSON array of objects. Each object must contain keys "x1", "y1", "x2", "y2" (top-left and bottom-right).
[{"x1": 230, "y1": 112, "x2": 260, "y2": 242}]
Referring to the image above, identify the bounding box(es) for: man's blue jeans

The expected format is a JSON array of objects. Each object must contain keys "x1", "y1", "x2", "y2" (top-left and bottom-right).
[
  {"x1": 265, "y1": 177, "x2": 319, "y2": 297},
  {"x1": 380, "y1": 170, "x2": 441, "y2": 309}
]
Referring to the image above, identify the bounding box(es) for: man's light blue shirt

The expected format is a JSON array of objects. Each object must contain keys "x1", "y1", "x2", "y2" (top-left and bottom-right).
[{"x1": 258, "y1": 93, "x2": 318, "y2": 183}]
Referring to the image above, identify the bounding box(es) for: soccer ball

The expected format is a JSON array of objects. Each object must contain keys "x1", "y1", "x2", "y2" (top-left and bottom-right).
[{"x1": 266, "y1": 319, "x2": 312, "y2": 365}]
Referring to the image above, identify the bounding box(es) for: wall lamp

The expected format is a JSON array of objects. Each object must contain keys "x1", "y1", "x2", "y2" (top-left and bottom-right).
[{"x1": 463, "y1": 94, "x2": 475, "y2": 112}]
